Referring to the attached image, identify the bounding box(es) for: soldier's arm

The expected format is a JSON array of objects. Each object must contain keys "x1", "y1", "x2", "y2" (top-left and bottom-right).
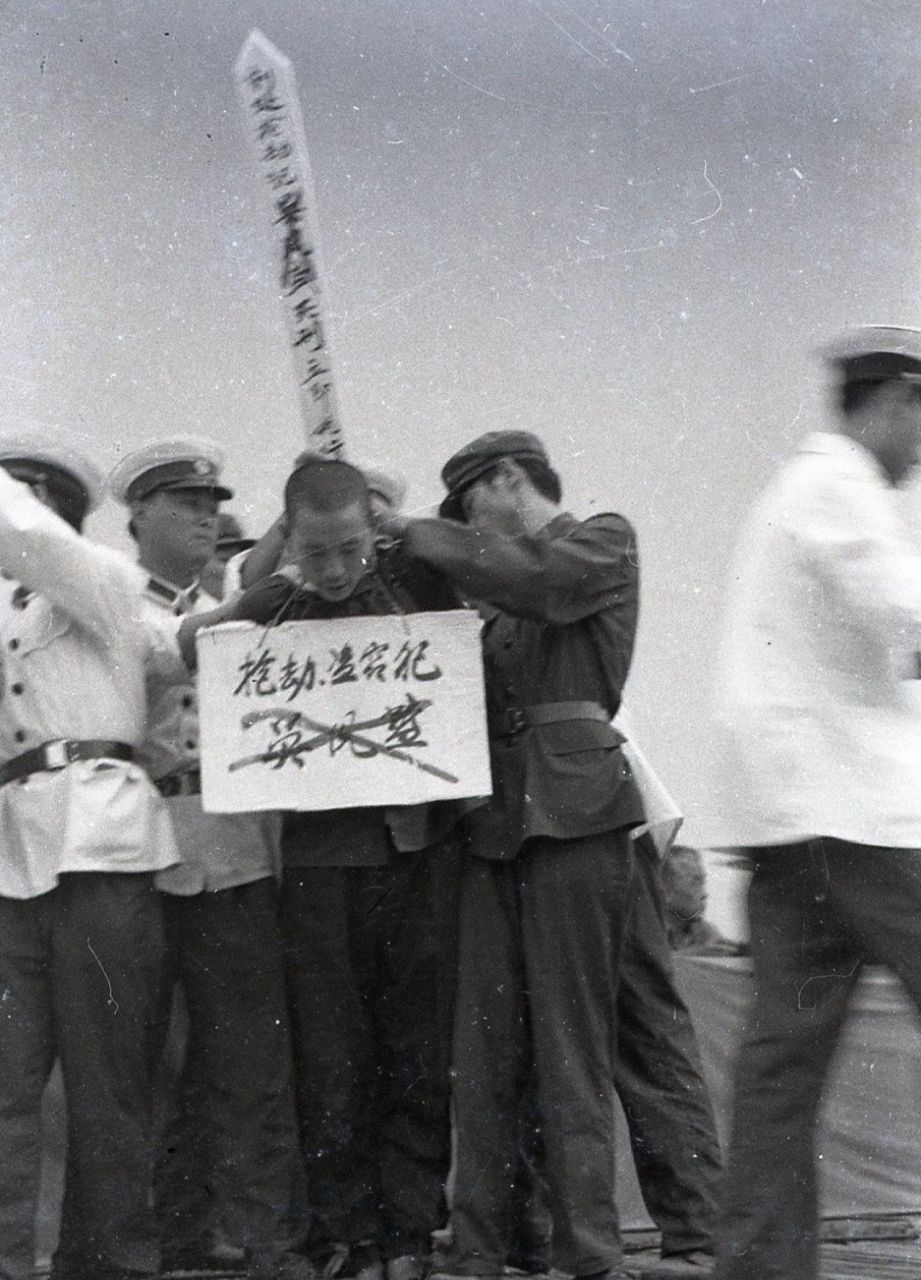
[{"x1": 401, "y1": 513, "x2": 637, "y2": 624}]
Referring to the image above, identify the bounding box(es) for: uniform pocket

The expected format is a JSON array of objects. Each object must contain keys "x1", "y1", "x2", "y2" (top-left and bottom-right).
[
  {"x1": 62, "y1": 761, "x2": 166, "y2": 864},
  {"x1": 539, "y1": 718, "x2": 625, "y2": 755}
]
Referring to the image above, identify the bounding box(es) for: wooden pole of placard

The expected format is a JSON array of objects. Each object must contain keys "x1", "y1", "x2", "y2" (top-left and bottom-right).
[{"x1": 235, "y1": 30, "x2": 345, "y2": 457}]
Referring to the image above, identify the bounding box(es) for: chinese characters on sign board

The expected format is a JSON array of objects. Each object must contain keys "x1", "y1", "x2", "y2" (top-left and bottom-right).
[
  {"x1": 197, "y1": 611, "x2": 492, "y2": 812},
  {"x1": 235, "y1": 30, "x2": 344, "y2": 457}
]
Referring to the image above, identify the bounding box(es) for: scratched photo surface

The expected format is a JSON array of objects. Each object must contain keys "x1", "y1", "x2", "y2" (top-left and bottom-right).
[
  {"x1": 5, "y1": 0, "x2": 921, "y2": 1255},
  {"x1": 3, "y1": 0, "x2": 920, "y2": 847}
]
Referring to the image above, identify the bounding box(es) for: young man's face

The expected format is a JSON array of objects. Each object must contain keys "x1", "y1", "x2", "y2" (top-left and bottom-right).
[
  {"x1": 287, "y1": 501, "x2": 376, "y2": 602},
  {"x1": 133, "y1": 488, "x2": 220, "y2": 574}
]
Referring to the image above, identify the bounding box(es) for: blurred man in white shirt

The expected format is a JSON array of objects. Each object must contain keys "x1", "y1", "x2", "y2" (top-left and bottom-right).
[{"x1": 713, "y1": 327, "x2": 921, "y2": 1280}]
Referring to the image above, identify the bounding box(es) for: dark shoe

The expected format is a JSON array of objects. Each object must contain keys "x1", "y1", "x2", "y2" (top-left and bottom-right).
[
  {"x1": 54, "y1": 1263, "x2": 161, "y2": 1280},
  {"x1": 429, "y1": 1273, "x2": 505, "y2": 1280},
  {"x1": 350, "y1": 1244, "x2": 384, "y2": 1280},
  {"x1": 161, "y1": 1240, "x2": 248, "y2": 1276},
  {"x1": 247, "y1": 1253, "x2": 322, "y2": 1280},
  {"x1": 632, "y1": 1251, "x2": 714, "y2": 1278},
  {"x1": 504, "y1": 1252, "x2": 551, "y2": 1277},
  {"x1": 310, "y1": 1243, "x2": 383, "y2": 1280},
  {"x1": 575, "y1": 1268, "x2": 639, "y2": 1280},
  {"x1": 56, "y1": 1270, "x2": 160, "y2": 1280}
]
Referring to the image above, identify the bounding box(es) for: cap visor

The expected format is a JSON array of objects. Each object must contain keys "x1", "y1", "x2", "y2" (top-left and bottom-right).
[
  {"x1": 155, "y1": 478, "x2": 234, "y2": 501},
  {"x1": 217, "y1": 538, "x2": 256, "y2": 554}
]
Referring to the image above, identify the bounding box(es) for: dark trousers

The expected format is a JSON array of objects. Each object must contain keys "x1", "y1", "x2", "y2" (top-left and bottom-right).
[
  {"x1": 447, "y1": 831, "x2": 636, "y2": 1278},
  {"x1": 154, "y1": 878, "x2": 300, "y2": 1261},
  {"x1": 0, "y1": 873, "x2": 164, "y2": 1280},
  {"x1": 282, "y1": 840, "x2": 461, "y2": 1259},
  {"x1": 614, "y1": 842, "x2": 721, "y2": 1255},
  {"x1": 714, "y1": 840, "x2": 921, "y2": 1280},
  {"x1": 507, "y1": 843, "x2": 721, "y2": 1265}
]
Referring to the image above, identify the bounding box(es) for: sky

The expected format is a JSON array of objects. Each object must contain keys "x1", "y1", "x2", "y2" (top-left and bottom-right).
[{"x1": 2, "y1": 0, "x2": 920, "y2": 843}]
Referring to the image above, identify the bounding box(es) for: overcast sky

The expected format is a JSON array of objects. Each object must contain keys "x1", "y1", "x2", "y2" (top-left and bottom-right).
[{"x1": 2, "y1": 0, "x2": 920, "y2": 840}]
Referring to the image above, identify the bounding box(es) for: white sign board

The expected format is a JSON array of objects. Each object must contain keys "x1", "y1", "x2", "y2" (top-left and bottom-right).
[
  {"x1": 235, "y1": 30, "x2": 345, "y2": 457},
  {"x1": 197, "y1": 611, "x2": 492, "y2": 812}
]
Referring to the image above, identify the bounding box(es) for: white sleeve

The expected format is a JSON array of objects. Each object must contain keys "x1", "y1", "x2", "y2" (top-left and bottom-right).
[
  {"x1": 791, "y1": 465, "x2": 921, "y2": 646},
  {"x1": 0, "y1": 468, "x2": 142, "y2": 639},
  {"x1": 221, "y1": 548, "x2": 248, "y2": 601},
  {"x1": 141, "y1": 605, "x2": 190, "y2": 689}
]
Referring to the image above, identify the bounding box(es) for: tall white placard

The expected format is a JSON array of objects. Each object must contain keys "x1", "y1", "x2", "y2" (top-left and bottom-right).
[{"x1": 236, "y1": 30, "x2": 345, "y2": 457}]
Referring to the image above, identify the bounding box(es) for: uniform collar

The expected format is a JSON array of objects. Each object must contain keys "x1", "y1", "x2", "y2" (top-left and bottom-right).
[{"x1": 144, "y1": 572, "x2": 202, "y2": 613}]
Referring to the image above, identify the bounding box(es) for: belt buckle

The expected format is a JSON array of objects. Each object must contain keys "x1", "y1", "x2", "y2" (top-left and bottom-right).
[
  {"x1": 43, "y1": 740, "x2": 72, "y2": 771},
  {"x1": 506, "y1": 708, "x2": 527, "y2": 736}
]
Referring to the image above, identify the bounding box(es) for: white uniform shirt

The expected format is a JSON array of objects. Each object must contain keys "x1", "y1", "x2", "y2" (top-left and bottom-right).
[
  {"x1": 0, "y1": 470, "x2": 182, "y2": 899},
  {"x1": 138, "y1": 578, "x2": 279, "y2": 895},
  {"x1": 715, "y1": 431, "x2": 921, "y2": 849}
]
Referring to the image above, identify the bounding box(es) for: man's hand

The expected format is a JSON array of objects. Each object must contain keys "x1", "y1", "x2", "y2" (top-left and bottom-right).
[
  {"x1": 177, "y1": 598, "x2": 239, "y2": 669},
  {"x1": 239, "y1": 515, "x2": 287, "y2": 589}
]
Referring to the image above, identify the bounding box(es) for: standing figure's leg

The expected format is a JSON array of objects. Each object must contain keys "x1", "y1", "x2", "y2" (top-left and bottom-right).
[
  {"x1": 444, "y1": 856, "x2": 528, "y2": 1277},
  {"x1": 0, "y1": 893, "x2": 56, "y2": 1280},
  {"x1": 714, "y1": 845, "x2": 859, "y2": 1280},
  {"x1": 154, "y1": 901, "x2": 219, "y2": 1264},
  {"x1": 162, "y1": 881, "x2": 300, "y2": 1272},
  {"x1": 521, "y1": 831, "x2": 635, "y2": 1279},
  {"x1": 283, "y1": 867, "x2": 382, "y2": 1261},
  {"x1": 376, "y1": 838, "x2": 462, "y2": 1270},
  {"x1": 614, "y1": 844, "x2": 721, "y2": 1258},
  {"x1": 505, "y1": 1083, "x2": 553, "y2": 1276},
  {"x1": 52, "y1": 872, "x2": 165, "y2": 1279}
]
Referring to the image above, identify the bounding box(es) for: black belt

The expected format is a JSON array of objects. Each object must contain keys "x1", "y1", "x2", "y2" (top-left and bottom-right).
[
  {"x1": 0, "y1": 739, "x2": 134, "y2": 787},
  {"x1": 155, "y1": 769, "x2": 202, "y2": 798},
  {"x1": 490, "y1": 700, "x2": 611, "y2": 738}
]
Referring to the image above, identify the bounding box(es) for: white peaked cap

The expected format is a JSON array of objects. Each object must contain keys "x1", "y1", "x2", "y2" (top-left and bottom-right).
[
  {"x1": 109, "y1": 436, "x2": 233, "y2": 504},
  {"x1": 0, "y1": 425, "x2": 106, "y2": 510}
]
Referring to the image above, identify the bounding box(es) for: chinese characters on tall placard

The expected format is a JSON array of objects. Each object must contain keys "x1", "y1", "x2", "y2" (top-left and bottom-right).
[
  {"x1": 235, "y1": 30, "x2": 345, "y2": 457},
  {"x1": 197, "y1": 611, "x2": 492, "y2": 812}
]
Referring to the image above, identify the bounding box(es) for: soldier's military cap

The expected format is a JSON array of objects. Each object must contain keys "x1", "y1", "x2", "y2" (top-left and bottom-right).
[
  {"x1": 439, "y1": 430, "x2": 550, "y2": 520},
  {"x1": 0, "y1": 426, "x2": 105, "y2": 513},
  {"x1": 109, "y1": 437, "x2": 233, "y2": 504},
  {"x1": 825, "y1": 325, "x2": 921, "y2": 385}
]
